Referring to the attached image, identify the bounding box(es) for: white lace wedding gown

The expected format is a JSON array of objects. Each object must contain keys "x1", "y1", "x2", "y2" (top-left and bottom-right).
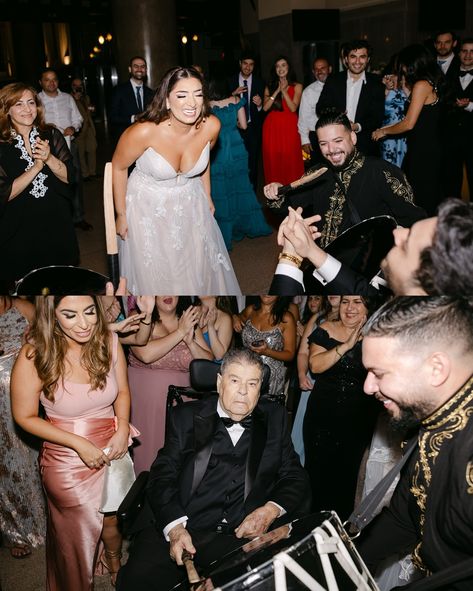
[{"x1": 119, "y1": 143, "x2": 241, "y2": 295}]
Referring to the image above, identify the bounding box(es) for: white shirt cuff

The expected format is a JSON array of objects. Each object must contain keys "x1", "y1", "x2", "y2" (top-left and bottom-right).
[
  {"x1": 465, "y1": 101, "x2": 473, "y2": 113},
  {"x1": 275, "y1": 263, "x2": 304, "y2": 287},
  {"x1": 163, "y1": 516, "x2": 188, "y2": 541},
  {"x1": 312, "y1": 254, "x2": 342, "y2": 285},
  {"x1": 268, "y1": 501, "x2": 286, "y2": 517}
]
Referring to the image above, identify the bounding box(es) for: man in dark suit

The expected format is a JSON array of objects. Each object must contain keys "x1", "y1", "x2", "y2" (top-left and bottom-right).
[
  {"x1": 316, "y1": 39, "x2": 385, "y2": 156},
  {"x1": 109, "y1": 55, "x2": 154, "y2": 144},
  {"x1": 117, "y1": 347, "x2": 310, "y2": 591},
  {"x1": 434, "y1": 30, "x2": 461, "y2": 80},
  {"x1": 442, "y1": 38, "x2": 473, "y2": 200},
  {"x1": 228, "y1": 51, "x2": 265, "y2": 190},
  {"x1": 269, "y1": 198, "x2": 473, "y2": 296}
]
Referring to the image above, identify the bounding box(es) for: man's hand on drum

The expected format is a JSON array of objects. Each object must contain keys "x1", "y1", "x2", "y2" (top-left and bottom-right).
[
  {"x1": 168, "y1": 524, "x2": 196, "y2": 565},
  {"x1": 234, "y1": 502, "x2": 281, "y2": 539},
  {"x1": 263, "y1": 182, "x2": 283, "y2": 201}
]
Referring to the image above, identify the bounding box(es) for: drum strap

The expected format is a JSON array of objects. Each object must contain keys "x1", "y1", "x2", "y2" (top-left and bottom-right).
[{"x1": 346, "y1": 436, "x2": 418, "y2": 533}]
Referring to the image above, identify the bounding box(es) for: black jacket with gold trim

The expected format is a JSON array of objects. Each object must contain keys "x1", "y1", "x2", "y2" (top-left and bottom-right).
[
  {"x1": 358, "y1": 375, "x2": 473, "y2": 589},
  {"x1": 270, "y1": 150, "x2": 426, "y2": 248}
]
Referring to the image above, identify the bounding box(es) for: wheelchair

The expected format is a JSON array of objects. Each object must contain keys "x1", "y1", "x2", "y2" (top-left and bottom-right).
[{"x1": 118, "y1": 358, "x2": 272, "y2": 538}]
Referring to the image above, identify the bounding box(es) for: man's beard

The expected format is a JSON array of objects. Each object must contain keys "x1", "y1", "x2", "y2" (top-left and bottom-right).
[
  {"x1": 389, "y1": 405, "x2": 420, "y2": 432},
  {"x1": 326, "y1": 147, "x2": 356, "y2": 171},
  {"x1": 389, "y1": 399, "x2": 436, "y2": 432}
]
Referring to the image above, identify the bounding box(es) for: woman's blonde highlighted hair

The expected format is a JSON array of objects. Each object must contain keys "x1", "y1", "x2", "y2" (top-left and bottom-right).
[{"x1": 30, "y1": 296, "x2": 111, "y2": 401}]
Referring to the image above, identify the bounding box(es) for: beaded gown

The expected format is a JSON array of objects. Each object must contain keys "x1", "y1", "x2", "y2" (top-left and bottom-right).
[
  {"x1": 303, "y1": 326, "x2": 379, "y2": 520},
  {"x1": 0, "y1": 306, "x2": 46, "y2": 550},
  {"x1": 210, "y1": 98, "x2": 272, "y2": 250},
  {"x1": 241, "y1": 319, "x2": 286, "y2": 403},
  {"x1": 119, "y1": 143, "x2": 241, "y2": 295}
]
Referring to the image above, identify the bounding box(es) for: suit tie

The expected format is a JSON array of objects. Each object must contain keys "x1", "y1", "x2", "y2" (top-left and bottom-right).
[
  {"x1": 136, "y1": 86, "x2": 143, "y2": 112},
  {"x1": 459, "y1": 69, "x2": 473, "y2": 77},
  {"x1": 221, "y1": 415, "x2": 252, "y2": 430},
  {"x1": 243, "y1": 79, "x2": 250, "y2": 122}
]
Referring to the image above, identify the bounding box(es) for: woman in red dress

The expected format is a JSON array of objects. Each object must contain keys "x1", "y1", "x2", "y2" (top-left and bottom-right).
[{"x1": 262, "y1": 56, "x2": 304, "y2": 185}]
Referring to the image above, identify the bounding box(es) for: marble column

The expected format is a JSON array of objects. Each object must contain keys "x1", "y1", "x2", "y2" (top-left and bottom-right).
[{"x1": 112, "y1": 0, "x2": 178, "y2": 88}]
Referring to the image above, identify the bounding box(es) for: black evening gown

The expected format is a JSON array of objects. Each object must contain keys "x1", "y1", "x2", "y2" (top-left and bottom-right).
[
  {"x1": 402, "y1": 96, "x2": 443, "y2": 216},
  {"x1": 0, "y1": 126, "x2": 79, "y2": 288},
  {"x1": 303, "y1": 326, "x2": 379, "y2": 520}
]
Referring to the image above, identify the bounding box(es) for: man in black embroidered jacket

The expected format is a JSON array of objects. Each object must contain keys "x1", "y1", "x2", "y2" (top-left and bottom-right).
[
  {"x1": 117, "y1": 348, "x2": 310, "y2": 591},
  {"x1": 357, "y1": 296, "x2": 473, "y2": 589},
  {"x1": 265, "y1": 109, "x2": 426, "y2": 250}
]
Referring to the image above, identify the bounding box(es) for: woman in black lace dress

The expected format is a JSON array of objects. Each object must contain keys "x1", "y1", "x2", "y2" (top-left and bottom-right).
[
  {"x1": 303, "y1": 295, "x2": 379, "y2": 520},
  {"x1": 0, "y1": 83, "x2": 79, "y2": 289},
  {"x1": 372, "y1": 44, "x2": 447, "y2": 215}
]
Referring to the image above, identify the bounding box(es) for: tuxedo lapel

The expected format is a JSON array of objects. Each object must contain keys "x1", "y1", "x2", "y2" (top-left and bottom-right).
[
  {"x1": 190, "y1": 399, "x2": 218, "y2": 498},
  {"x1": 244, "y1": 405, "x2": 267, "y2": 500}
]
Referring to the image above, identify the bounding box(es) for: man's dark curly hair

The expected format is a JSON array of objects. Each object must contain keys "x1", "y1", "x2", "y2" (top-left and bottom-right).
[{"x1": 416, "y1": 198, "x2": 473, "y2": 294}]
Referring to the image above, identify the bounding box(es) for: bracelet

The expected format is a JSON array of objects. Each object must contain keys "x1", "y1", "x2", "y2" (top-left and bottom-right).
[
  {"x1": 268, "y1": 96, "x2": 274, "y2": 101},
  {"x1": 140, "y1": 319, "x2": 151, "y2": 325},
  {"x1": 278, "y1": 252, "x2": 303, "y2": 268},
  {"x1": 334, "y1": 345, "x2": 343, "y2": 358}
]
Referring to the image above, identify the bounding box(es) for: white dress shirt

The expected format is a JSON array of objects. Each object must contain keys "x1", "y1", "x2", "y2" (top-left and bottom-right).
[
  {"x1": 459, "y1": 70, "x2": 473, "y2": 111},
  {"x1": 130, "y1": 79, "x2": 145, "y2": 123},
  {"x1": 38, "y1": 89, "x2": 83, "y2": 134},
  {"x1": 298, "y1": 80, "x2": 325, "y2": 145},
  {"x1": 346, "y1": 71, "x2": 366, "y2": 129},
  {"x1": 437, "y1": 53, "x2": 455, "y2": 74}
]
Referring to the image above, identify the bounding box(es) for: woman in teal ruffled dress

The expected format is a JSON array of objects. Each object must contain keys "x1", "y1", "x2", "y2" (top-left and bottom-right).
[{"x1": 208, "y1": 75, "x2": 272, "y2": 250}]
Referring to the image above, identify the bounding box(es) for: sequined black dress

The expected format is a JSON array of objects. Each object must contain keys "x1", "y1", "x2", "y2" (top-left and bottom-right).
[{"x1": 303, "y1": 325, "x2": 379, "y2": 519}]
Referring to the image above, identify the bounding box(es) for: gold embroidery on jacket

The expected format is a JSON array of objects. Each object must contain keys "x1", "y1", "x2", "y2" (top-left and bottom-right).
[
  {"x1": 383, "y1": 171, "x2": 415, "y2": 203},
  {"x1": 320, "y1": 152, "x2": 364, "y2": 247},
  {"x1": 466, "y1": 461, "x2": 473, "y2": 494},
  {"x1": 410, "y1": 376, "x2": 473, "y2": 572}
]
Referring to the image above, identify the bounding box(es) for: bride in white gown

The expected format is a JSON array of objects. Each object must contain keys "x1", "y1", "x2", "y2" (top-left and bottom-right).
[{"x1": 112, "y1": 66, "x2": 241, "y2": 295}]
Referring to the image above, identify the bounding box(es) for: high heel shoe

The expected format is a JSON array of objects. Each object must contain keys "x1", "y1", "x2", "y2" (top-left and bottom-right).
[{"x1": 100, "y1": 549, "x2": 122, "y2": 587}]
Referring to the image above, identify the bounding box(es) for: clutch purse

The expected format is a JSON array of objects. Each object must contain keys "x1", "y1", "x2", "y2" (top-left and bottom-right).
[{"x1": 99, "y1": 449, "x2": 136, "y2": 513}]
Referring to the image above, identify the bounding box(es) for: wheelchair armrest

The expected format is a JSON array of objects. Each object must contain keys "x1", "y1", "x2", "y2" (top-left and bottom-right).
[{"x1": 117, "y1": 470, "x2": 149, "y2": 536}]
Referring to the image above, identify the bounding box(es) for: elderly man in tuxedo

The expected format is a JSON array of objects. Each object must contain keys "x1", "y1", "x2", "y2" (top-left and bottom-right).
[{"x1": 117, "y1": 347, "x2": 310, "y2": 591}]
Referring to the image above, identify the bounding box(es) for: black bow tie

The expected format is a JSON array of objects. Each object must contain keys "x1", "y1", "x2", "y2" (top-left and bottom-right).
[
  {"x1": 221, "y1": 415, "x2": 252, "y2": 429},
  {"x1": 460, "y1": 70, "x2": 473, "y2": 77}
]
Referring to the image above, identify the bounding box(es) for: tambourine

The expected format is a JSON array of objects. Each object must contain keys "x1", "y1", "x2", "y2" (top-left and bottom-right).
[
  {"x1": 304, "y1": 215, "x2": 397, "y2": 294},
  {"x1": 13, "y1": 266, "x2": 110, "y2": 295}
]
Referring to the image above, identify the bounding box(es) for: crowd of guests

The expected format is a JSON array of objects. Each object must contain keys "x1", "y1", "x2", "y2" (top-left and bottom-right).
[
  {"x1": 3, "y1": 295, "x2": 473, "y2": 591},
  {"x1": 1, "y1": 294, "x2": 385, "y2": 581},
  {"x1": 1, "y1": 29, "x2": 471, "y2": 294}
]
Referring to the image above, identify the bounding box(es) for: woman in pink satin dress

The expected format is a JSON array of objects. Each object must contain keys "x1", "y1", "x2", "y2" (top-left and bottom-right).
[
  {"x1": 11, "y1": 295, "x2": 134, "y2": 590},
  {"x1": 128, "y1": 296, "x2": 213, "y2": 475}
]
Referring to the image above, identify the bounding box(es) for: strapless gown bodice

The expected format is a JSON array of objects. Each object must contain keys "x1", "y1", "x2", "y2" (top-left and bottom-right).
[{"x1": 134, "y1": 144, "x2": 210, "y2": 186}]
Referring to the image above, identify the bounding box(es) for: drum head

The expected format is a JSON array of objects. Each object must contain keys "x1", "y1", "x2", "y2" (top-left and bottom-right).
[
  {"x1": 325, "y1": 215, "x2": 397, "y2": 280},
  {"x1": 14, "y1": 266, "x2": 110, "y2": 295}
]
